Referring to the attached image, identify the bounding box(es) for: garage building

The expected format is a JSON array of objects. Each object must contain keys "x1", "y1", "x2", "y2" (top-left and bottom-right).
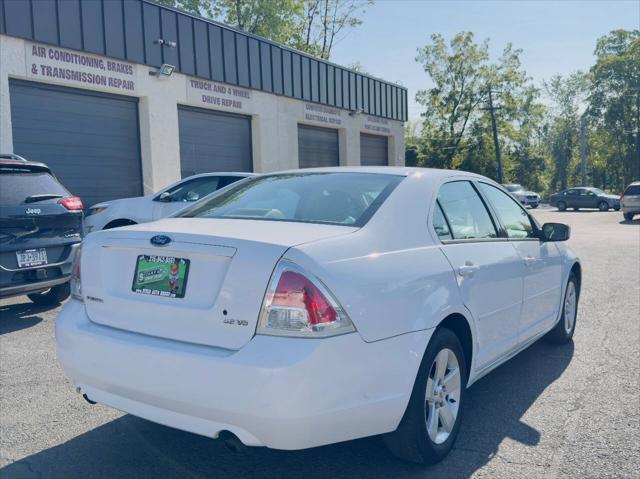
[{"x1": 0, "y1": 0, "x2": 406, "y2": 206}]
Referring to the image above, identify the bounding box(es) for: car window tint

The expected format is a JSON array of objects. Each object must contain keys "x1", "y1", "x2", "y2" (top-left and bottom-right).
[
  {"x1": 181, "y1": 173, "x2": 403, "y2": 227},
  {"x1": 432, "y1": 201, "x2": 452, "y2": 240},
  {"x1": 437, "y1": 181, "x2": 497, "y2": 240},
  {"x1": 478, "y1": 183, "x2": 535, "y2": 239},
  {"x1": 0, "y1": 172, "x2": 69, "y2": 205},
  {"x1": 624, "y1": 185, "x2": 640, "y2": 195},
  {"x1": 163, "y1": 176, "x2": 224, "y2": 202}
]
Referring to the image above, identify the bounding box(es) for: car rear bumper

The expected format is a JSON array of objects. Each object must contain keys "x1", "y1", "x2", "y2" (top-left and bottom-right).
[
  {"x1": 56, "y1": 299, "x2": 431, "y2": 450},
  {"x1": 0, "y1": 243, "x2": 78, "y2": 298}
]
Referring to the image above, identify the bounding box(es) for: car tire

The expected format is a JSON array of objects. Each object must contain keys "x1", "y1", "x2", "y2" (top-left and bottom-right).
[
  {"x1": 546, "y1": 273, "x2": 579, "y2": 344},
  {"x1": 558, "y1": 201, "x2": 567, "y2": 211},
  {"x1": 598, "y1": 201, "x2": 609, "y2": 212},
  {"x1": 27, "y1": 282, "x2": 70, "y2": 305},
  {"x1": 531, "y1": 204, "x2": 538, "y2": 209},
  {"x1": 614, "y1": 206, "x2": 620, "y2": 211},
  {"x1": 383, "y1": 327, "x2": 467, "y2": 464},
  {"x1": 623, "y1": 212, "x2": 634, "y2": 221}
]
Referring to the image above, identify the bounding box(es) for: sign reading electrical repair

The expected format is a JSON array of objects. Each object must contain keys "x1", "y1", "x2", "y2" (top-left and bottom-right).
[
  {"x1": 25, "y1": 42, "x2": 137, "y2": 93},
  {"x1": 186, "y1": 79, "x2": 252, "y2": 112},
  {"x1": 303, "y1": 103, "x2": 342, "y2": 126},
  {"x1": 362, "y1": 115, "x2": 391, "y2": 134}
]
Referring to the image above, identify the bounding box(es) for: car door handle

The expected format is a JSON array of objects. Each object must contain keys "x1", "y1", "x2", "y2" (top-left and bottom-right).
[
  {"x1": 458, "y1": 262, "x2": 480, "y2": 277},
  {"x1": 523, "y1": 256, "x2": 537, "y2": 267}
]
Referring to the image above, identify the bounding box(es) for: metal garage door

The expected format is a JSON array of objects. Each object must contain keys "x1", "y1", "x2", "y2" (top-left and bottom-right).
[
  {"x1": 178, "y1": 106, "x2": 252, "y2": 178},
  {"x1": 9, "y1": 79, "x2": 142, "y2": 208},
  {"x1": 298, "y1": 125, "x2": 339, "y2": 168},
  {"x1": 360, "y1": 133, "x2": 388, "y2": 166}
]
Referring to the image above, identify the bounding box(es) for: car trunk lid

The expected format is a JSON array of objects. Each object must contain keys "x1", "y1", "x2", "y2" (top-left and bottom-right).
[{"x1": 82, "y1": 218, "x2": 357, "y2": 349}]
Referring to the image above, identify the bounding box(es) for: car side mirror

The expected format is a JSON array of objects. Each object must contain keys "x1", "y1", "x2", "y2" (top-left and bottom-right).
[
  {"x1": 540, "y1": 223, "x2": 570, "y2": 242},
  {"x1": 157, "y1": 191, "x2": 172, "y2": 202}
]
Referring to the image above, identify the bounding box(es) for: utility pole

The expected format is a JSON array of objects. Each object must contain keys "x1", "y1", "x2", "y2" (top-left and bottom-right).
[
  {"x1": 580, "y1": 114, "x2": 588, "y2": 186},
  {"x1": 486, "y1": 89, "x2": 503, "y2": 184}
]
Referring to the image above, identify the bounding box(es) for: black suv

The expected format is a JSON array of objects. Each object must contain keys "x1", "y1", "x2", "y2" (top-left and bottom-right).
[{"x1": 0, "y1": 154, "x2": 83, "y2": 304}]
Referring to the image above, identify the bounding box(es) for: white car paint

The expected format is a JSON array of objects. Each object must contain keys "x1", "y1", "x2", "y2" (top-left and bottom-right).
[
  {"x1": 83, "y1": 172, "x2": 254, "y2": 233},
  {"x1": 56, "y1": 167, "x2": 580, "y2": 453}
]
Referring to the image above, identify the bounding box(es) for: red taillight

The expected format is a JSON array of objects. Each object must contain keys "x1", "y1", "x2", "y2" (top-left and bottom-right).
[
  {"x1": 272, "y1": 270, "x2": 337, "y2": 325},
  {"x1": 70, "y1": 245, "x2": 83, "y2": 301},
  {"x1": 258, "y1": 261, "x2": 355, "y2": 338},
  {"x1": 59, "y1": 196, "x2": 83, "y2": 210}
]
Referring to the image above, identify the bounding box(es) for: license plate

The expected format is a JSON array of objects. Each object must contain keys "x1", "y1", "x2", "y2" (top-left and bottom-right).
[
  {"x1": 16, "y1": 248, "x2": 48, "y2": 268},
  {"x1": 131, "y1": 254, "x2": 190, "y2": 298}
]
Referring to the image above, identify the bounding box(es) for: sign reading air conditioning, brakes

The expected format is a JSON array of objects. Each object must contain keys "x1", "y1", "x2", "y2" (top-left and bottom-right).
[{"x1": 25, "y1": 42, "x2": 137, "y2": 94}]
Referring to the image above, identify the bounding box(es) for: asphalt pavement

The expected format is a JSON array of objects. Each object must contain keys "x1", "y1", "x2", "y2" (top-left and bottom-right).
[{"x1": 1, "y1": 208, "x2": 639, "y2": 478}]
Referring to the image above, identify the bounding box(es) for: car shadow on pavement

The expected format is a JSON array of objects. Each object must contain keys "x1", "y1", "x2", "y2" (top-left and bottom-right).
[
  {"x1": 619, "y1": 219, "x2": 640, "y2": 225},
  {"x1": 0, "y1": 340, "x2": 573, "y2": 479},
  {"x1": 0, "y1": 301, "x2": 49, "y2": 335}
]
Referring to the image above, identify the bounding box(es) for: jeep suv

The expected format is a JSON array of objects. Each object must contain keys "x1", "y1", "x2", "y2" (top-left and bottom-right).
[{"x1": 0, "y1": 154, "x2": 83, "y2": 304}]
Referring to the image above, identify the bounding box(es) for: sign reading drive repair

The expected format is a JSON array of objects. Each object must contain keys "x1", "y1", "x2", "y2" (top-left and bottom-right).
[
  {"x1": 186, "y1": 78, "x2": 252, "y2": 112},
  {"x1": 25, "y1": 42, "x2": 137, "y2": 93}
]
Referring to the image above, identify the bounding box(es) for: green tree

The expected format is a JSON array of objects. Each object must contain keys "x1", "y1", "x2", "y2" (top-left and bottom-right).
[
  {"x1": 414, "y1": 32, "x2": 543, "y2": 186},
  {"x1": 588, "y1": 29, "x2": 640, "y2": 190},
  {"x1": 542, "y1": 72, "x2": 588, "y2": 191}
]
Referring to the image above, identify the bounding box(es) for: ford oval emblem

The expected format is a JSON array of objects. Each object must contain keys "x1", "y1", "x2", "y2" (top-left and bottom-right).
[{"x1": 150, "y1": 235, "x2": 171, "y2": 247}]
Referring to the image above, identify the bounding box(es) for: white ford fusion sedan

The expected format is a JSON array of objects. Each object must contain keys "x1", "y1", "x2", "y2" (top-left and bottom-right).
[{"x1": 56, "y1": 168, "x2": 581, "y2": 464}]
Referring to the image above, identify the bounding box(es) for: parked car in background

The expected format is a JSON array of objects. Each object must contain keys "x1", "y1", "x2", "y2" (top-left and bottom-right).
[
  {"x1": 84, "y1": 172, "x2": 254, "y2": 233},
  {"x1": 621, "y1": 181, "x2": 640, "y2": 221},
  {"x1": 503, "y1": 184, "x2": 540, "y2": 208},
  {"x1": 549, "y1": 187, "x2": 621, "y2": 211},
  {"x1": 57, "y1": 167, "x2": 580, "y2": 464},
  {"x1": 0, "y1": 154, "x2": 83, "y2": 304}
]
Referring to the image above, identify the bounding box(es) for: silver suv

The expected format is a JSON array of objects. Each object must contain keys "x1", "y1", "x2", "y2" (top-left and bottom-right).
[{"x1": 621, "y1": 181, "x2": 640, "y2": 221}]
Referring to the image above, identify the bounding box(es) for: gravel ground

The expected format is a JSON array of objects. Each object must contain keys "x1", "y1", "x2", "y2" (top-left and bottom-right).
[{"x1": 1, "y1": 209, "x2": 638, "y2": 478}]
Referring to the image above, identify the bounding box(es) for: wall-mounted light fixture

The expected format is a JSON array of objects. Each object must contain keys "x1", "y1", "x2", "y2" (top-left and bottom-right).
[
  {"x1": 149, "y1": 64, "x2": 176, "y2": 77},
  {"x1": 349, "y1": 108, "x2": 363, "y2": 117}
]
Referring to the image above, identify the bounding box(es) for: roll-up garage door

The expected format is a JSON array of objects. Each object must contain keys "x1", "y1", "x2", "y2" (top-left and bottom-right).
[
  {"x1": 178, "y1": 106, "x2": 252, "y2": 178},
  {"x1": 360, "y1": 133, "x2": 388, "y2": 166},
  {"x1": 9, "y1": 79, "x2": 142, "y2": 208},
  {"x1": 298, "y1": 125, "x2": 339, "y2": 168}
]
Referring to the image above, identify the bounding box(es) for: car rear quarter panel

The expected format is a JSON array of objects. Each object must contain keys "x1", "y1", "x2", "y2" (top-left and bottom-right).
[{"x1": 286, "y1": 173, "x2": 466, "y2": 343}]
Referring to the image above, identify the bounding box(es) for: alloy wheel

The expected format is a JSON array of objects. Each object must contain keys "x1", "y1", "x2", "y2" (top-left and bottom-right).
[{"x1": 424, "y1": 348, "x2": 461, "y2": 444}]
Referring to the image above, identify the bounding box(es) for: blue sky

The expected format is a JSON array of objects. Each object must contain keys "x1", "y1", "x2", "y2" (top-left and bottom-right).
[{"x1": 330, "y1": 0, "x2": 640, "y2": 122}]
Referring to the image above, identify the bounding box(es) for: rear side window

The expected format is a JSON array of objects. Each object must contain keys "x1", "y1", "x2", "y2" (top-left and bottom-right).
[
  {"x1": 478, "y1": 183, "x2": 535, "y2": 239},
  {"x1": 437, "y1": 181, "x2": 497, "y2": 240},
  {"x1": 181, "y1": 172, "x2": 403, "y2": 227},
  {"x1": 0, "y1": 172, "x2": 69, "y2": 206},
  {"x1": 624, "y1": 185, "x2": 640, "y2": 196},
  {"x1": 432, "y1": 202, "x2": 452, "y2": 240}
]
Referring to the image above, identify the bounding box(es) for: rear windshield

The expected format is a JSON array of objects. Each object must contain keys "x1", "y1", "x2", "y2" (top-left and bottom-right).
[
  {"x1": 624, "y1": 185, "x2": 640, "y2": 196},
  {"x1": 180, "y1": 172, "x2": 403, "y2": 227},
  {"x1": 0, "y1": 171, "x2": 69, "y2": 206}
]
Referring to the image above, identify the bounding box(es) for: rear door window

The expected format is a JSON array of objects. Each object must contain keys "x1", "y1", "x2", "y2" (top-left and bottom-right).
[
  {"x1": 437, "y1": 181, "x2": 497, "y2": 240},
  {"x1": 478, "y1": 183, "x2": 535, "y2": 239},
  {"x1": 624, "y1": 185, "x2": 640, "y2": 196},
  {"x1": 0, "y1": 171, "x2": 69, "y2": 206}
]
